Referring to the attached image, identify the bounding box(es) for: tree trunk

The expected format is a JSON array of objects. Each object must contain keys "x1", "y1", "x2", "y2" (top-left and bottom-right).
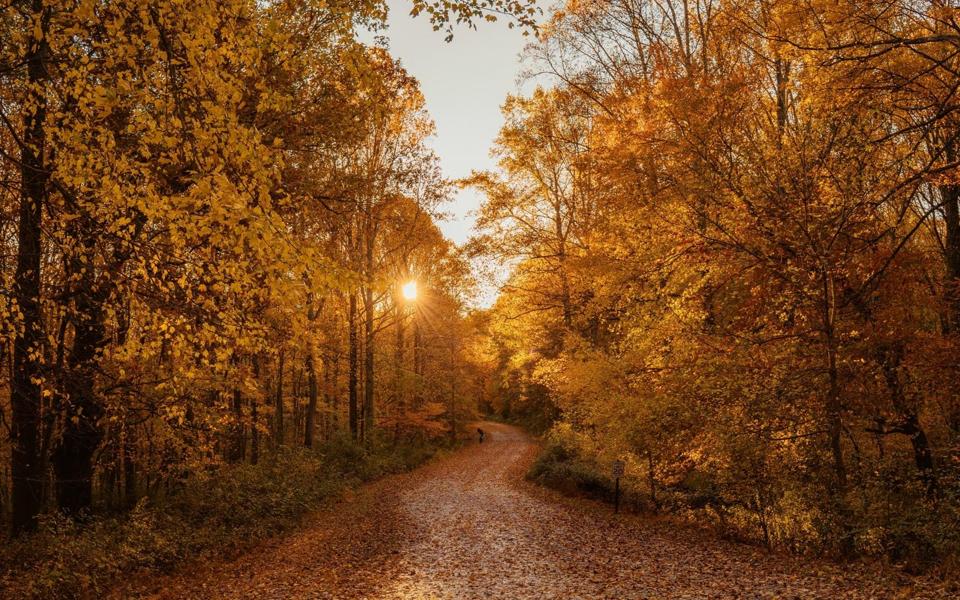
[
  {"x1": 123, "y1": 425, "x2": 137, "y2": 509},
  {"x1": 553, "y1": 201, "x2": 572, "y2": 330},
  {"x1": 228, "y1": 387, "x2": 245, "y2": 462},
  {"x1": 248, "y1": 355, "x2": 260, "y2": 465},
  {"x1": 304, "y1": 352, "x2": 319, "y2": 448},
  {"x1": 878, "y1": 344, "x2": 938, "y2": 497},
  {"x1": 363, "y1": 296, "x2": 375, "y2": 441},
  {"x1": 250, "y1": 396, "x2": 259, "y2": 465},
  {"x1": 363, "y1": 232, "x2": 375, "y2": 441},
  {"x1": 348, "y1": 292, "x2": 359, "y2": 440},
  {"x1": 821, "y1": 270, "x2": 853, "y2": 555},
  {"x1": 939, "y1": 178, "x2": 960, "y2": 433},
  {"x1": 821, "y1": 272, "x2": 847, "y2": 490},
  {"x1": 332, "y1": 348, "x2": 340, "y2": 430},
  {"x1": 449, "y1": 364, "x2": 457, "y2": 443},
  {"x1": 53, "y1": 274, "x2": 107, "y2": 516},
  {"x1": 940, "y1": 178, "x2": 960, "y2": 331},
  {"x1": 413, "y1": 313, "x2": 422, "y2": 410},
  {"x1": 275, "y1": 349, "x2": 284, "y2": 446},
  {"x1": 396, "y1": 302, "x2": 405, "y2": 422},
  {"x1": 322, "y1": 349, "x2": 333, "y2": 437},
  {"x1": 826, "y1": 333, "x2": 846, "y2": 490},
  {"x1": 10, "y1": 1, "x2": 50, "y2": 534}
]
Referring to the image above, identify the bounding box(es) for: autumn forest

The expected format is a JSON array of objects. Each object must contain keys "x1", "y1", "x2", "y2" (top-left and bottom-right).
[{"x1": 2, "y1": 0, "x2": 960, "y2": 598}]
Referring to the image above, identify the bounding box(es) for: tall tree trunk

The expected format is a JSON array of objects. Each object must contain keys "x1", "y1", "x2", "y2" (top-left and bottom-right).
[
  {"x1": 275, "y1": 349, "x2": 284, "y2": 446},
  {"x1": 395, "y1": 302, "x2": 405, "y2": 422},
  {"x1": 250, "y1": 355, "x2": 261, "y2": 465},
  {"x1": 362, "y1": 220, "x2": 375, "y2": 441},
  {"x1": 942, "y1": 183, "x2": 960, "y2": 326},
  {"x1": 940, "y1": 140, "x2": 960, "y2": 331},
  {"x1": 290, "y1": 369, "x2": 300, "y2": 439},
  {"x1": 123, "y1": 425, "x2": 137, "y2": 509},
  {"x1": 348, "y1": 292, "x2": 359, "y2": 440},
  {"x1": 322, "y1": 349, "x2": 332, "y2": 437},
  {"x1": 358, "y1": 331, "x2": 366, "y2": 440},
  {"x1": 826, "y1": 332, "x2": 846, "y2": 490},
  {"x1": 821, "y1": 270, "x2": 853, "y2": 555},
  {"x1": 775, "y1": 58, "x2": 791, "y2": 140},
  {"x1": 228, "y1": 387, "x2": 245, "y2": 462},
  {"x1": 53, "y1": 270, "x2": 106, "y2": 516},
  {"x1": 363, "y1": 286, "x2": 375, "y2": 442},
  {"x1": 250, "y1": 396, "x2": 259, "y2": 465},
  {"x1": 821, "y1": 271, "x2": 847, "y2": 490},
  {"x1": 940, "y1": 178, "x2": 960, "y2": 434},
  {"x1": 448, "y1": 348, "x2": 457, "y2": 443},
  {"x1": 10, "y1": 1, "x2": 50, "y2": 534},
  {"x1": 553, "y1": 202, "x2": 572, "y2": 330},
  {"x1": 413, "y1": 313, "x2": 422, "y2": 410},
  {"x1": 878, "y1": 344, "x2": 938, "y2": 497},
  {"x1": 331, "y1": 348, "x2": 340, "y2": 430},
  {"x1": 304, "y1": 351, "x2": 319, "y2": 448}
]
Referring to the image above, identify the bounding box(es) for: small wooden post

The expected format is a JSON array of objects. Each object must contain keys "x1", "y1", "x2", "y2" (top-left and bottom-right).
[{"x1": 614, "y1": 476, "x2": 621, "y2": 514}]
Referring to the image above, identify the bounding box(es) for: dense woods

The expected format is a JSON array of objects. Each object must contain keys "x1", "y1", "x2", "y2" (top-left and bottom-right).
[
  {"x1": 475, "y1": 0, "x2": 960, "y2": 571},
  {"x1": 0, "y1": 2, "x2": 547, "y2": 592},
  {"x1": 2, "y1": 0, "x2": 960, "y2": 595}
]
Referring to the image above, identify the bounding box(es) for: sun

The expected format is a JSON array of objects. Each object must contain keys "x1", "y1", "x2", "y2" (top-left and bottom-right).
[{"x1": 401, "y1": 280, "x2": 418, "y2": 301}]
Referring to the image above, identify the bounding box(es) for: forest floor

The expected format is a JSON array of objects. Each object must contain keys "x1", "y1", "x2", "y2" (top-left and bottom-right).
[{"x1": 117, "y1": 422, "x2": 952, "y2": 599}]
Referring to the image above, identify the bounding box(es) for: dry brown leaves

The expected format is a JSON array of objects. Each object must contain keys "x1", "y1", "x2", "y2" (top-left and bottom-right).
[{"x1": 115, "y1": 423, "x2": 953, "y2": 599}]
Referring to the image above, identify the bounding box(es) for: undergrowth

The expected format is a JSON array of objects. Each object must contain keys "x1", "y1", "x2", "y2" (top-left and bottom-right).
[
  {"x1": 527, "y1": 433, "x2": 960, "y2": 579},
  {"x1": 0, "y1": 433, "x2": 445, "y2": 599}
]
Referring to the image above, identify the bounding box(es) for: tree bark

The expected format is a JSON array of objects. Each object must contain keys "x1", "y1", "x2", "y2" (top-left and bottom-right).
[
  {"x1": 395, "y1": 302, "x2": 405, "y2": 432},
  {"x1": 227, "y1": 387, "x2": 245, "y2": 462},
  {"x1": 52, "y1": 270, "x2": 107, "y2": 516},
  {"x1": 331, "y1": 348, "x2": 340, "y2": 430},
  {"x1": 553, "y1": 200, "x2": 572, "y2": 331},
  {"x1": 250, "y1": 396, "x2": 259, "y2": 465},
  {"x1": 826, "y1": 333, "x2": 846, "y2": 490},
  {"x1": 322, "y1": 348, "x2": 334, "y2": 436},
  {"x1": 413, "y1": 313, "x2": 422, "y2": 410},
  {"x1": 304, "y1": 351, "x2": 319, "y2": 448},
  {"x1": 878, "y1": 344, "x2": 938, "y2": 497},
  {"x1": 348, "y1": 292, "x2": 359, "y2": 440},
  {"x1": 123, "y1": 425, "x2": 137, "y2": 509},
  {"x1": 940, "y1": 142, "x2": 960, "y2": 332},
  {"x1": 821, "y1": 271, "x2": 847, "y2": 490},
  {"x1": 274, "y1": 350, "x2": 284, "y2": 446},
  {"x1": 10, "y1": 0, "x2": 50, "y2": 534},
  {"x1": 362, "y1": 220, "x2": 375, "y2": 441}
]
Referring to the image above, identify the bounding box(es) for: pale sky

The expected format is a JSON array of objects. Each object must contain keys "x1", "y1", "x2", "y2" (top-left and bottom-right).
[{"x1": 371, "y1": 1, "x2": 532, "y2": 245}]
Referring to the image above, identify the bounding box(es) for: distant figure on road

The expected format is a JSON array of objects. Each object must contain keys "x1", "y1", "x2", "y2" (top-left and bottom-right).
[{"x1": 477, "y1": 427, "x2": 485, "y2": 444}]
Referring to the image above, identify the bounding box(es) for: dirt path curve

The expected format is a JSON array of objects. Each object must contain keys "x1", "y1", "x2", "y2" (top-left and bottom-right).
[{"x1": 125, "y1": 422, "x2": 945, "y2": 599}]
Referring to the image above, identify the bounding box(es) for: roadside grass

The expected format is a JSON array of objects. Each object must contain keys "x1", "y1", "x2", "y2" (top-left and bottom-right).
[
  {"x1": 0, "y1": 433, "x2": 447, "y2": 599},
  {"x1": 526, "y1": 436, "x2": 960, "y2": 582}
]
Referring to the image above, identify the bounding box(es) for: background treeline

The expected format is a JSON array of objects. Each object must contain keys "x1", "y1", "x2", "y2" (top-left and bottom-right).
[
  {"x1": 0, "y1": 0, "x2": 538, "y2": 591},
  {"x1": 472, "y1": 0, "x2": 960, "y2": 572}
]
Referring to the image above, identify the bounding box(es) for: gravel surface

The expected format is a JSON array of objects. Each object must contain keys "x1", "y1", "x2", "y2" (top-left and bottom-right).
[{"x1": 121, "y1": 422, "x2": 951, "y2": 599}]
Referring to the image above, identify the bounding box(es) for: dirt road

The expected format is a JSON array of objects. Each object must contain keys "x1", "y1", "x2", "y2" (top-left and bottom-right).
[{"x1": 127, "y1": 422, "x2": 946, "y2": 599}]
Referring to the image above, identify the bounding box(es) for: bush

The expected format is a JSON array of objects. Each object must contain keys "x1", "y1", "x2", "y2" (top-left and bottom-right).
[
  {"x1": 528, "y1": 440, "x2": 651, "y2": 509},
  {"x1": 529, "y1": 442, "x2": 608, "y2": 496}
]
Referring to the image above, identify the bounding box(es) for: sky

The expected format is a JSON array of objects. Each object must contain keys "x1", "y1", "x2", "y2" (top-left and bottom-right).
[{"x1": 370, "y1": 1, "x2": 532, "y2": 246}]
